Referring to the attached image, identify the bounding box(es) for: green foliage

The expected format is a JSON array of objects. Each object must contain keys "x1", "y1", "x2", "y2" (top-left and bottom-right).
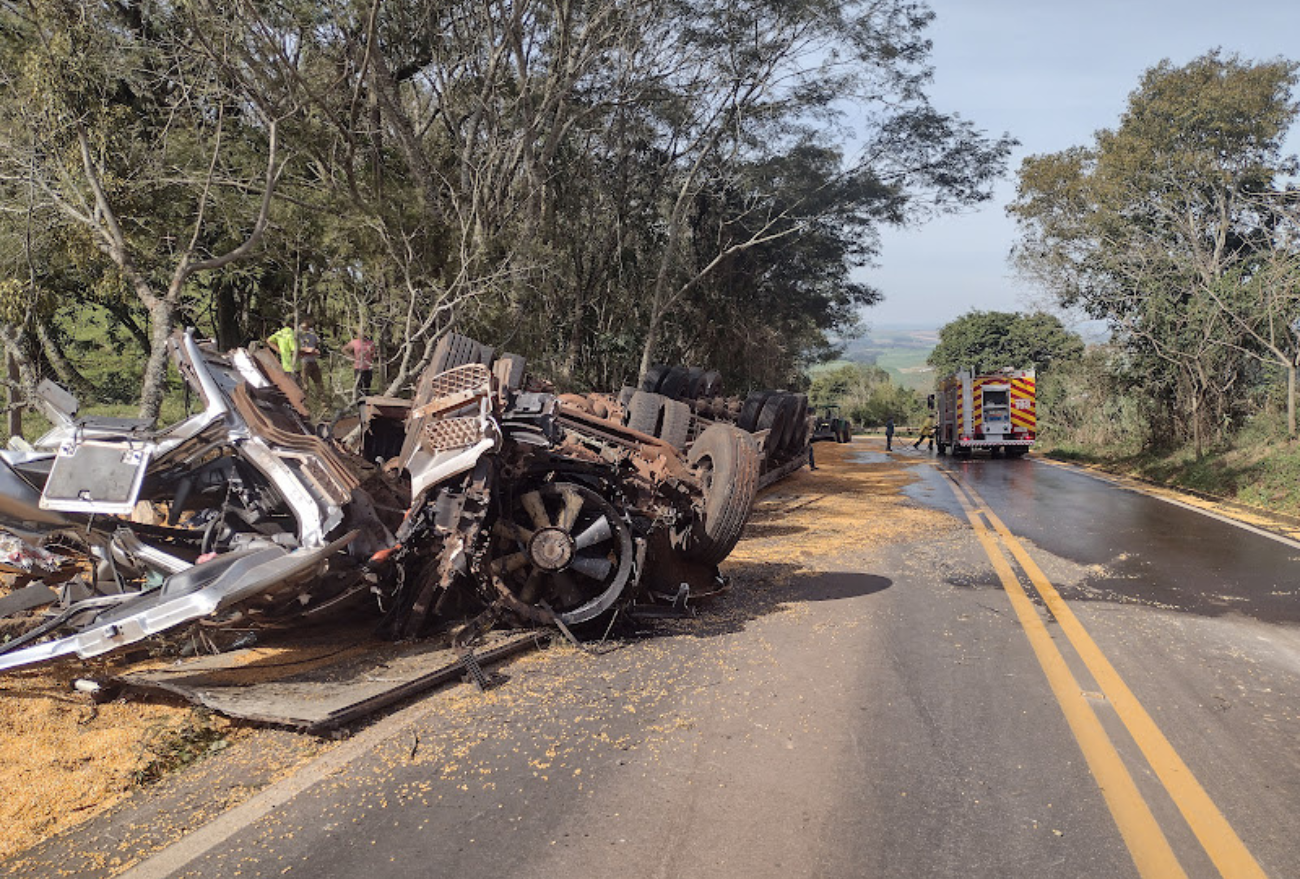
[
  {"x1": 1035, "y1": 347, "x2": 1151, "y2": 457},
  {"x1": 0, "y1": 0, "x2": 1014, "y2": 407},
  {"x1": 927, "y1": 310, "x2": 1083, "y2": 378},
  {"x1": 1010, "y1": 50, "x2": 1300, "y2": 453},
  {"x1": 809, "y1": 362, "x2": 922, "y2": 426},
  {"x1": 0, "y1": 278, "x2": 23, "y2": 325}
]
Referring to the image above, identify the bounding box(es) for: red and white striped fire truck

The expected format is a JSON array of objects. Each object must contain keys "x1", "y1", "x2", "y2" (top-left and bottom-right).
[{"x1": 933, "y1": 368, "x2": 1036, "y2": 457}]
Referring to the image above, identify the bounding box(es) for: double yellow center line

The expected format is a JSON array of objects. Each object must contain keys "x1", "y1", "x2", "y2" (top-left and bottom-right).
[{"x1": 945, "y1": 474, "x2": 1268, "y2": 879}]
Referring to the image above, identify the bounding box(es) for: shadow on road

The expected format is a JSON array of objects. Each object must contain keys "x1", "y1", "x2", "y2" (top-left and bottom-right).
[{"x1": 641, "y1": 562, "x2": 891, "y2": 640}]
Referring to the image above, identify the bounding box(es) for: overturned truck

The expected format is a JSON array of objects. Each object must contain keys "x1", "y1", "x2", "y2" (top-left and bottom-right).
[{"x1": 0, "y1": 332, "x2": 764, "y2": 673}]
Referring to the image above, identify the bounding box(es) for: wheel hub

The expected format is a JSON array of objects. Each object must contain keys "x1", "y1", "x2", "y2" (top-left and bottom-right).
[{"x1": 528, "y1": 527, "x2": 575, "y2": 572}]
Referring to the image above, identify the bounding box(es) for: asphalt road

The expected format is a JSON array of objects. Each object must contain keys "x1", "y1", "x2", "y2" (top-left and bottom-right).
[{"x1": 13, "y1": 443, "x2": 1299, "y2": 879}]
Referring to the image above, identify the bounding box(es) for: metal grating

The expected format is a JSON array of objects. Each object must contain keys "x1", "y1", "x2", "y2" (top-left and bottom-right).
[
  {"x1": 426, "y1": 363, "x2": 491, "y2": 402},
  {"x1": 420, "y1": 416, "x2": 484, "y2": 453}
]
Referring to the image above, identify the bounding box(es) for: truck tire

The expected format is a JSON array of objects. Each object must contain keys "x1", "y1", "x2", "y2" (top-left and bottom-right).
[
  {"x1": 627, "y1": 390, "x2": 664, "y2": 435},
  {"x1": 755, "y1": 391, "x2": 784, "y2": 432},
  {"x1": 660, "y1": 398, "x2": 692, "y2": 449},
  {"x1": 640, "y1": 365, "x2": 670, "y2": 393},
  {"x1": 684, "y1": 366, "x2": 706, "y2": 399},
  {"x1": 737, "y1": 391, "x2": 772, "y2": 433},
  {"x1": 700, "y1": 370, "x2": 724, "y2": 398},
  {"x1": 682, "y1": 424, "x2": 761, "y2": 565},
  {"x1": 758, "y1": 393, "x2": 800, "y2": 459},
  {"x1": 784, "y1": 395, "x2": 809, "y2": 454},
  {"x1": 658, "y1": 366, "x2": 691, "y2": 400}
]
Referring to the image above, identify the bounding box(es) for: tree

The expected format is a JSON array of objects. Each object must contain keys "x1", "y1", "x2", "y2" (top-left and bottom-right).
[
  {"x1": 0, "y1": 1, "x2": 294, "y2": 419},
  {"x1": 0, "y1": 0, "x2": 1016, "y2": 411},
  {"x1": 927, "y1": 310, "x2": 1083, "y2": 378},
  {"x1": 809, "y1": 362, "x2": 921, "y2": 426},
  {"x1": 1197, "y1": 193, "x2": 1300, "y2": 435},
  {"x1": 254, "y1": 0, "x2": 1014, "y2": 392},
  {"x1": 1009, "y1": 51, "x2": 1300, "y2": 454}
]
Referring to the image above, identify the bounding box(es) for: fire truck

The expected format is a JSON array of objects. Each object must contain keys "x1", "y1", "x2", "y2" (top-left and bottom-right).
[{"x1": 932, "y1": 368, "x2": 1035, "y2": 457}]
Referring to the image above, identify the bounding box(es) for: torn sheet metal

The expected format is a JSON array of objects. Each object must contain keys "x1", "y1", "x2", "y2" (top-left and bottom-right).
[
  {"x1": 0, "y1": 533, "x2": 355, "y2": 673},
  {"x1": 117, "y1": 630, "x2": 543, "y2": 730}
]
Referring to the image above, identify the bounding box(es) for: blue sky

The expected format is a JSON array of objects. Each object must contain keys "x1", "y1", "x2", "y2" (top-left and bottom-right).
[{"x1": 864, "y1": 0, "x2": 1300, "y2": 331}]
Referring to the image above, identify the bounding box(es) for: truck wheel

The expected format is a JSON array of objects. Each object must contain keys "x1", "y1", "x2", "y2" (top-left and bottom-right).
[
  {"x1": 640, "y1": 364, "x2": 670, "y2": 393},
  {"x1": 659, "y1": 398, "x2": 692, "y2": 449},
  {"x1": 755, "y1": 393, "x2": 790, "y2": 453},
  {"x1": 784, "y1": 396, "x2": 809, "y2": 454},
  {"x1": 657, "y1": 366, "x2": 691, "y2": 400},
  {"x1": 627, "y1": 390, "x2": 665, "y2": 435},
  {"x1": 772, "y1": 394, "x2": 803, "y2": 458},
  {"x1": 737, "y1": 391, "x2": 772, "y2": 432},
  {"x1": 682, "y1": 424, "x2": 761, "y2": 565},
  {"x1": 684, "y1": 367, "x2": 706, "y2": 399}
]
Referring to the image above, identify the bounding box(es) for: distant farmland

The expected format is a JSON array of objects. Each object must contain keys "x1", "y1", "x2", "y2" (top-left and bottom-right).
[{"x1": 811, "y1": 324, "x2": 938, "y2": 393}]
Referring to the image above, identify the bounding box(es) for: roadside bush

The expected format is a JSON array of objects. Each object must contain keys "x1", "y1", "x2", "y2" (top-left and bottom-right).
[{"x1": 1038, "y1": 346, "x2": 1150, "y2": 457}]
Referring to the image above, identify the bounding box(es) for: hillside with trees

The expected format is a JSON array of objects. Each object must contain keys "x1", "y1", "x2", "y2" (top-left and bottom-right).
[{"x1": 0, "y1": 0, "x2": 1014, "y2": 424}]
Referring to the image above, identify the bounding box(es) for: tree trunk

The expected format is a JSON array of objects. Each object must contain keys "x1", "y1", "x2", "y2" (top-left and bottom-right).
[
  {"x1": 637, "y1": 311, "x2": 661, "y2": 385},
  {"x1": 138, "y1": 301, "x2": 176, "y2": 421},
  {"x1": 35, "y1": 322, "x2": 97, "y2": 398},
  {"x1": 215, "y1": 280, "x2": 243, "y2": 351},
  {"x1": 5, "y1": 350, "x2": 19, "y2": 439},
  {"x1": 1192, "y1": 394, "x2": 1204, "y2": 459},
  {"x1": 1289, "y1": 362, "x2": 1297, "y2": 439}
]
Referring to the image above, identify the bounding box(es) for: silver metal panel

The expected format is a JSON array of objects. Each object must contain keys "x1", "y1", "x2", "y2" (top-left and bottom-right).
[
  {"x1": 0, "y1": 452, "x2": 67, "y2": 527},
  {"x1": 39, "y1": 441, "x2": 153, "y2": 515}
]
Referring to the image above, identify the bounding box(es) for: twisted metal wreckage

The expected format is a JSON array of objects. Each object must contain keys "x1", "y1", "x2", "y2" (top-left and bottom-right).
[{"x1": 0, "y1": 331, "x2": 810, "y2": 678}]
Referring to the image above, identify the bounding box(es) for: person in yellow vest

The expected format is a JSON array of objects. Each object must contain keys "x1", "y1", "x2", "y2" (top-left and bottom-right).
[{"x1": 267, "y1": 325, "x2": 297, "y2": 373}]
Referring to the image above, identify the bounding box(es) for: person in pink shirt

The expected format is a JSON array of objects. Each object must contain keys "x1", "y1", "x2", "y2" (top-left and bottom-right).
[{"x1": 341, "y1": 332, "x2": 376, "y2": 397}]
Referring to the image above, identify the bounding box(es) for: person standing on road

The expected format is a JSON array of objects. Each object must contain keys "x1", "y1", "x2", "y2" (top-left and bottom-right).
[
  {"x1": 913, "y1": 415, "x2": 935, "y2": 451},
  {"x1": 296, "y1": 319, "x2": 324, "y2": 395},
  {"x1": 342, "y1": 332, "x2": 376, "y2": 397},
  {"x1": 885, "y1": 417, "x2": 895, "y2": 451},
  {"x1": 266, "y1": 324, "x2": 298, "y2": 374}
]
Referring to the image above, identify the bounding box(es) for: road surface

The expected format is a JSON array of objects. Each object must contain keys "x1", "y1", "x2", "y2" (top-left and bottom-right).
[{"x1": 8, "y1": 440, "x2": 1298, "y2": 879}]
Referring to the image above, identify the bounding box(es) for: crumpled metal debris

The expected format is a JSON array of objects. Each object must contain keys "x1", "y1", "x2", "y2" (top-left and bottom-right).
[
  {"x1": 0, "y1": 330, "x2": 774, "y2": 679},
  {"x1": 0, "y1": 531, "x2": 63, "y2": 574}
]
